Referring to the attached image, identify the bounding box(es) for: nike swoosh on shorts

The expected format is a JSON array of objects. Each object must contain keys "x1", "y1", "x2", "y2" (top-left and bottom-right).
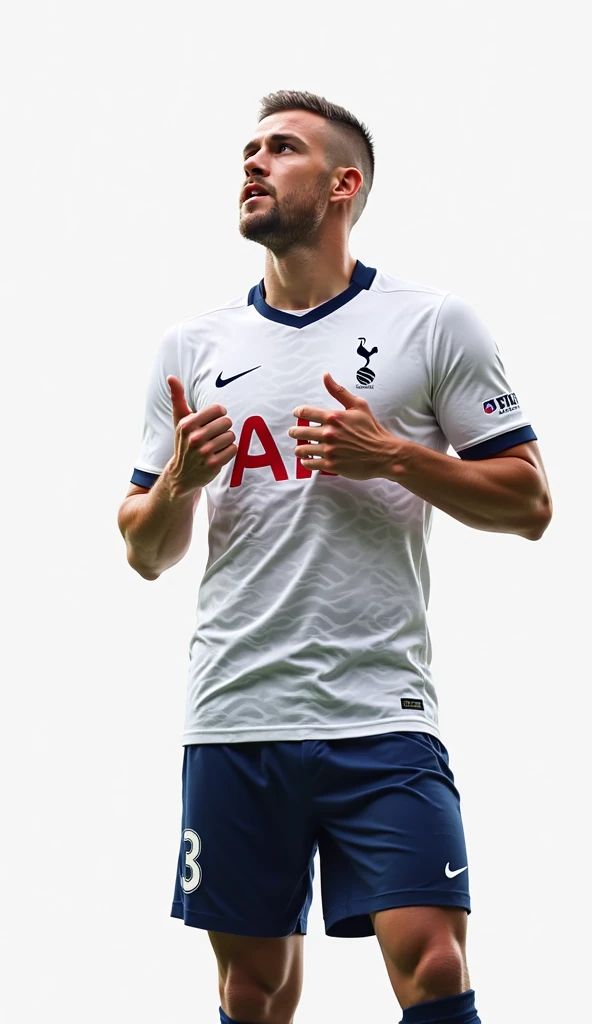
[{"x1": 445, "y1": 862, "x2": 468, "y2": 878}]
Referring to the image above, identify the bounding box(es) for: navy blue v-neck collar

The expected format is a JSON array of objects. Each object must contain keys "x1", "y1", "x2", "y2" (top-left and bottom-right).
[{"x1": 247, "y1": 259, "x2": 377, "y2": 329}]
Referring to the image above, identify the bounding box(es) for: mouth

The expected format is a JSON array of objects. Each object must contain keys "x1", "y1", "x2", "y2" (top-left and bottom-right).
[{"x1": 243, "y1": 195, "x2": 271, "y2": 206}]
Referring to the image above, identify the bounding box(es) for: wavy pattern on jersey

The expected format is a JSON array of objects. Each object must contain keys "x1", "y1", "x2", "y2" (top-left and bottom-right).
[
  {"x1": 185, "y1": 473, "x2": 436, "y2": 737},
  {"x1": 179, "y1": 289, "x2": 445, "y2": 741},
  {"x1": 154, "y1": 275, "x2": 528, "y2": 743}
]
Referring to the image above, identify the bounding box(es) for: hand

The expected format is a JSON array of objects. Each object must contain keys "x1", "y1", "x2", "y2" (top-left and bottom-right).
[
  {"x1": 288, "y1": 373, "x2": 397, "y2": 481},
  {"x1": 167, "y1": 376, "x2": 237, "y2": 495}
]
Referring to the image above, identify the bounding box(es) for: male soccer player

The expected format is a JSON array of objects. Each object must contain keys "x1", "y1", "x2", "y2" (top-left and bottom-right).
[{"x1": 118, "y1": 90, "x2": 552, "y2": 1024}]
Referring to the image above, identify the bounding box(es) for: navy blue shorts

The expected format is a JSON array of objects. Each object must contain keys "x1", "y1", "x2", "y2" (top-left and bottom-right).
[{"x1": 171, "y1": 731, "x2": 471, "y2": 938}]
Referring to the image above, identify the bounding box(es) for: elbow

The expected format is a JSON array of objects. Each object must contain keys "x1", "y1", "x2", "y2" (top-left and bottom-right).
[
  {"x1": 125, "y1": 547, "x2": 161, "y2": 581},
  {"x1": 524, "y1": 493, "x2": 553, "y2": 541},
  {"x1": 129, "y1": 555, "x2": 161, "y2": 581},
  {"x1": 524, "y1": 525, "x2": 547, "y2": 542},
  {"x1": 135, "y1": 565, "x2": 161, "y2": 581}
]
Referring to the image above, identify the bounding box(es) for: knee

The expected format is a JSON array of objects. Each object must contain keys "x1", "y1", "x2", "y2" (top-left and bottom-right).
[
  {"x1": 223, "y1": 978, "x2": 273, "y2": 1023},
  {"x1": 222, "y1": 969, "x2": 299, "y2": 1024},
  {"x1": 413, "y1": 942, "x2": 467, "y2": 998}
]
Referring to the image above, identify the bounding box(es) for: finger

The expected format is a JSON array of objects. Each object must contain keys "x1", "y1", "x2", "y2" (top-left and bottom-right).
[
  {"x1": 167, "y1": 375, "x2": 192, "y2": 426},
  {"x1": 199, "y1": 429, "x2": 236, "y2": 455},
  {"x1": 292, "y1": 405, "x2": 331, "y2": 422},
  {"x1": 290, "y1": 425, "x2": 323, "y2": 440},
  {"x1": 323, "y1": 372, "x2": 359, "y2": 408},
  {"x1": 296, "y1": 444, "x2": 323, "y2": 457}
]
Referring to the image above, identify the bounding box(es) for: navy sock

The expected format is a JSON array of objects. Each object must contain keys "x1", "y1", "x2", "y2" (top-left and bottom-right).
[
  {"x1": 401, "y1": 988, "x2": 481, "y2": 1023},
  {"x1": 219, "y1": 1009, "x2": 256, "y2": 1024}
]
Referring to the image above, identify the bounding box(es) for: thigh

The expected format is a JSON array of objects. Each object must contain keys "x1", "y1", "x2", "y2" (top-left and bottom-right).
[
  {"x1": 372, "y1": 905, "x2": 468, "y2": 973},
  {"x1": 171, "y1": 742, "x2": 317, "y2": 937},
  {"x1": 371, "y1": 905, "x2": 470, "y2": 1008},
  {"x1": 316, "y1": 731, "x2": 471, "y2": 937}
]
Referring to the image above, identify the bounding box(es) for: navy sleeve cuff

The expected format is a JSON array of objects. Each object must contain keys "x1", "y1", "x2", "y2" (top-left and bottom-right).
[
  {"x1": 131, "y1": 468, "x2": 161, "y2": 488},
  {"x1": 458, "y1": 425, "x2": 537, "y2": 460}
]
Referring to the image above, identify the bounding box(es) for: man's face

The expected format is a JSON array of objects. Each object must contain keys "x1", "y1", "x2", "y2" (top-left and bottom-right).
[{"x1": 238, "y1": 111, "x2": 335, "y2": 254}]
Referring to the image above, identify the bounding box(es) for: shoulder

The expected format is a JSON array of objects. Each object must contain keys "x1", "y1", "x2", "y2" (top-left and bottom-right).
[
  {"x1": 180, "y1": 290, "x2": 250, "y2": 330},
  {"x1": 370, "y1": 267, "x2": 447, "y2": 305},
  {"x1": 430, "y1": 294, "x2": 499, "y2": 361}
]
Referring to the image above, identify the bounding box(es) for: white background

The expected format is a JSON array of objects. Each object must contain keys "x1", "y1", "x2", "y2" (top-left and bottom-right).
[{"x1": 1, "y1": 2, "x2": 590, "y2": 1022}]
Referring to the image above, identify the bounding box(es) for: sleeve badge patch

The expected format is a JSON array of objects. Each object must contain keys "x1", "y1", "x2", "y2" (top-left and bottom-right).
[{"x1": 483, "y1": 393, "x2": 520, "y2": 415}]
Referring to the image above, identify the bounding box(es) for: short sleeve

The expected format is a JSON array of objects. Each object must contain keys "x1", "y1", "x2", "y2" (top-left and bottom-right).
[
  {"x1": 130, "y1": 324, "x2": 180, "y2": 488},
  {"x1": 431, "y1": 294, "x2": 537, "y2": 460}
]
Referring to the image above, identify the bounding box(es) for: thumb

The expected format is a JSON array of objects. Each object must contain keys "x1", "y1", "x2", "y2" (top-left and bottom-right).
[
  {"x1": 323, "y1": 371, "x2": 358, "y2": 409},
  {"x1": 167, "y1": 375, "x2": 192, "y2": 427}
]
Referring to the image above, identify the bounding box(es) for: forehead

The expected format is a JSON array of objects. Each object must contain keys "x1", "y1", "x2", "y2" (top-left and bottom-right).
[{"x1": 243, "y1": 110, "x2": 325, "y2": 154}]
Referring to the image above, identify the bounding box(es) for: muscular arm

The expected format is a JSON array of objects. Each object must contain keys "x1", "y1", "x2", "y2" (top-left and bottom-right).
[
  {"x1": 384, "y1": 440, "x2": 552, "y2": 540},
  {"x1": 117, "y1": 466, "x2": 202, "y2": 580}
]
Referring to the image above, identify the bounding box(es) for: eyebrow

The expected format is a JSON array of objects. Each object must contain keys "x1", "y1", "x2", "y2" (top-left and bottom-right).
[{"x1": 242, "y1": 133, "x2": 307, "y2": 159}]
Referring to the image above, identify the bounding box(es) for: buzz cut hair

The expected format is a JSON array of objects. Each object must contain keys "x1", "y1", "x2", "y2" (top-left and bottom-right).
[{"x1": 257, "y1": 89, "x2": 375, "y2": 228}]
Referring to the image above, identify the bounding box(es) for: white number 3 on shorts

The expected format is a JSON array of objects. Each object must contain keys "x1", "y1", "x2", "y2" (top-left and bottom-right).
[{"x1": 180, "y1": 828, "x2": 202, "y2": 893}]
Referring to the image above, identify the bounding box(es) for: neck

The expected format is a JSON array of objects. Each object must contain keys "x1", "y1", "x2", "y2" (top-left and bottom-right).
[{"x1": 263, "y1": 245, "x2": 357, "y2": 310}]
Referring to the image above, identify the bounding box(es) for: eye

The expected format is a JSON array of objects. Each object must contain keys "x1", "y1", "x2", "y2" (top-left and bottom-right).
[{"x1": 243, "y1": 142, "x2": 294, "y2": 161}]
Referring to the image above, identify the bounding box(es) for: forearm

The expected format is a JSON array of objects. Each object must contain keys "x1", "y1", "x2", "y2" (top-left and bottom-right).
[
  {"x1": 383, "y1": 440, "x2": 551, "y2": 540},
  {"x1": 119, "y1": 464, "x2": 202, "y2": 579}
]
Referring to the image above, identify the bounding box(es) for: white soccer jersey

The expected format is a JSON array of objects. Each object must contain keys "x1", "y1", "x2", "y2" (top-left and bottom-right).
[{"x1": 131, "y1": 261, "x2": 536, "y2": 744}]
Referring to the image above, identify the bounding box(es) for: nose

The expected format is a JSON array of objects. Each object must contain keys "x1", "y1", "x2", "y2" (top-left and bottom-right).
[{"x1": 243, "y1": 150, "x2": 269, "y2": 181}]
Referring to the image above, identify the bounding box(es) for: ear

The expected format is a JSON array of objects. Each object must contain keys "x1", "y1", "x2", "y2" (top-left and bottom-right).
[{"x1": 329, "y1": 166, "x2": 364, "y2": 206}]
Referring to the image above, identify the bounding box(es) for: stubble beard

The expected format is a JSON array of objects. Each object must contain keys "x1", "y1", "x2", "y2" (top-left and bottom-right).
[{"x1": 239, "y1": 173, "x2": 331, "y2": 256}]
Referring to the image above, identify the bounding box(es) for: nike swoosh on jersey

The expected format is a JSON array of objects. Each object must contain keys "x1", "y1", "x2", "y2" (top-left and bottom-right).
[
  {"x1": 445, "y1": 862, "x2": 468, "y2": 878},
  {"x1": 216, "y1": 366, "x2": 261, "y2": 387}
]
